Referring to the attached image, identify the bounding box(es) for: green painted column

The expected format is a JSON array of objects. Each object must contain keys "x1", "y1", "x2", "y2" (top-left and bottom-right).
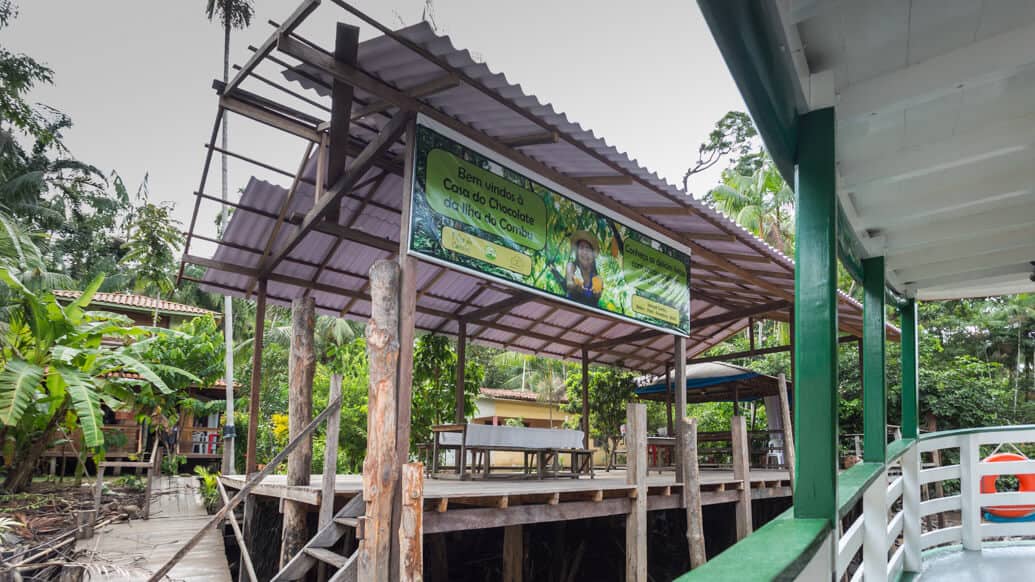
[
  {"x1": 900, "y1": 299, "x2": 919, "y2": 439},
  {"x1": 793, "y1": 107, "x2": 838, "y2": 523},
  {"x1": 862, "y1": 256, "x2": 887, "y2": 461}
]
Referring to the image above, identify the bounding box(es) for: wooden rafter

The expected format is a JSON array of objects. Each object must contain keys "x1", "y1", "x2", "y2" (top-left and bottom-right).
[{"x1": 259, "y1": 112, "x2": 411, "y2": 278}]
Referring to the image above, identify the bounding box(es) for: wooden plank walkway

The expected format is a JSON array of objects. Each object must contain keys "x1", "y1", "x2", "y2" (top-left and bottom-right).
[{"x1": 77, "y1": 476, "x2": 232, "y2": 582}]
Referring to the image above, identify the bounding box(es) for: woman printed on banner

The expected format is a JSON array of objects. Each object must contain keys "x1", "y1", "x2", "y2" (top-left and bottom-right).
[{"x1": 565, "y1": 230, "x2": 604, "y2": 307}]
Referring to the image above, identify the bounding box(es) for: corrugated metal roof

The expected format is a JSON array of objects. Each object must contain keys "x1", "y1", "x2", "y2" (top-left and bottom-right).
[{"x1": 189, "y1": 14, "x2": 888, "y2": 376}]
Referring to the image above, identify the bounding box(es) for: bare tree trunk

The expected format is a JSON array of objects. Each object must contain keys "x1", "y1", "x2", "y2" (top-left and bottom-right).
[
  {"x1": 279, "y1": 297, "x2": 316, "y2": 568},
  {"x1": 360, "y1": 260, "x2": 402, "y2": 582}
]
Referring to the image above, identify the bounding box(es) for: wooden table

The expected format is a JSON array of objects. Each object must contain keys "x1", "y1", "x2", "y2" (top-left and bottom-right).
[{"x1": 429, "y1": 424, "x2": 593, "y2": 480}]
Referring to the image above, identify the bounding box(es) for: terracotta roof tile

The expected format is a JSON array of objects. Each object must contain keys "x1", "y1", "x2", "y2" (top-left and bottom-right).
[
  {"x1": 53, "y1": 290, "x2": 218, "y2": 317},
  {"x1": 478, "y1": 387, "x2": 568, "y2": 404}
]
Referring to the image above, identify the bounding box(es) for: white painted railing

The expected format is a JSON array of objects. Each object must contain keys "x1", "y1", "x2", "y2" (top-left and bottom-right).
[
  {"x1": 835, "y1": 440, "x2": 921, "y2": 582},
  {"x1": 832, "y1": 427, "x2": 1035, "y2": 580},
  {"x1": 919, "y1": 426, "x2": 1035, "y2": 553}
]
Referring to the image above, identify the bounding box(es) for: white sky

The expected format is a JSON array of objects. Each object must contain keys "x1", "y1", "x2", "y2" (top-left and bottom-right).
[{"x1": 6, "y1": 1, "x2": 745, "y2": 249}]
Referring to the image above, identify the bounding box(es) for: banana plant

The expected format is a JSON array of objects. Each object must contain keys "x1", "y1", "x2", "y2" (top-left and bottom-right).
[{"x1": 0, "y1": 270, "x2": 193, "y2": 492}]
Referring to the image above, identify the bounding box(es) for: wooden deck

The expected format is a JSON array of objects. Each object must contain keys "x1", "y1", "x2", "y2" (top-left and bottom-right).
[{"x1": 221, "y1": 468, "x2": 791, "y2": 534}]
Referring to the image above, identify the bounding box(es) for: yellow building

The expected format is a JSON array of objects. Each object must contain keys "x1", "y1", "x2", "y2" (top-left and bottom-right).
[
  {"x1": 469, "y1": 388, "x2": 573, "y2": 467},
  {"x1": 471, "y1": 388, "x2": 569, "y2": 429}
]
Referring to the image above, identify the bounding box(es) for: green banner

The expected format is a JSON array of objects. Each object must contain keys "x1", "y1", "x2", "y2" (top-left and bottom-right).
[{"x1": 408, "y1": 118, "x2": 691, "y2": 335}]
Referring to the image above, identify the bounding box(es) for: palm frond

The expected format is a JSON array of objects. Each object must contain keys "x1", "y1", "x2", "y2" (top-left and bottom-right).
[{"x1": 0, "y1": 359, "x2": 44, "y2": 425}]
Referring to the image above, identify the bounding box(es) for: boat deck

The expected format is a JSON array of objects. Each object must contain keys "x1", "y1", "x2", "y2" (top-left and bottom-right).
[{"x1": 221, "y1": 468, "x2": 791, "y2": 534}]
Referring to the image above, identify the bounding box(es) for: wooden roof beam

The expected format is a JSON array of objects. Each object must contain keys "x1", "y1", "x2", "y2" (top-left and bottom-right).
[
  {"x1": 259, "y1": 111, "x2": 411, "y2": 278},
  {"x1": 459, "y1": 294, "x2": 535, "y2": 322},
  {"x1": 692, "y1": 300, "x2": 790, "y2": 329},
  {"x1": 499, "y1": 132, "x2": 560, "y2": 148},
  {"x1": 352, "y1": 73, "x2": 461, "y2": 120},
  {"x1": 223, "y1": 0, "x2": 319, "y2": 96}
]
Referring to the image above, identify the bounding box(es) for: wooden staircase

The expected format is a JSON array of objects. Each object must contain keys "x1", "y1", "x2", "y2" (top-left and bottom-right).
[{"x1": 271, "y1": 494, "x2": 364, "y2": 582}]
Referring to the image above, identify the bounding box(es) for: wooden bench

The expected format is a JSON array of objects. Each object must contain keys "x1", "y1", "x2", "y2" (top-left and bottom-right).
[{"x1": 429, "y1": 424, "x2": 593, "y2": 480}]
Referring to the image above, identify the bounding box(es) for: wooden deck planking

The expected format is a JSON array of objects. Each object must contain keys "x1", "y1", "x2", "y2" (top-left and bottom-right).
[{"x1": 220, "y1": 468, "x2": 790, "y2": 503}]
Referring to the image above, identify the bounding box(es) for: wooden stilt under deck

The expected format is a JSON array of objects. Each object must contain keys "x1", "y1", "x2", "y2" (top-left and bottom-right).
[
  {"x1": 674, "y1": 336, "x2": 688, "y2": 483},
  {"x1": 730, "y1": 415, "x2": 753, "y2": 540},
  {"x1": 681, "y1": 417, "x2": 707, "y2": 568},
  {"x1": 625, "y1": 403, "x2": 647, "y2": 582},
  {"x1": 502, "y1": 525, "x2": 523, "y2": 582}
]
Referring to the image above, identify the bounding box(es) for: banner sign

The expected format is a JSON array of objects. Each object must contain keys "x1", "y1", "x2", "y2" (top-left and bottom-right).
[{"x1": 407, "y1": 115, "x2": 692, "y2": 335}]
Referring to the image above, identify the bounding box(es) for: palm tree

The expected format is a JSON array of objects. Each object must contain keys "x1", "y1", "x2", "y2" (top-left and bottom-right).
[
  {"x1": 205, "y1": 0, "x2": 254, "y2": 473},
  {"x1": 705, "y1": 159, "x2": 795, "y2": 254}
]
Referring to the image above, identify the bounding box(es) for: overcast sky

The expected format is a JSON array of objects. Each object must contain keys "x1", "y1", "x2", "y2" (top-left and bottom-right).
[{"x1": 6, "y1": 0, "x2": 745, "y2": 248}]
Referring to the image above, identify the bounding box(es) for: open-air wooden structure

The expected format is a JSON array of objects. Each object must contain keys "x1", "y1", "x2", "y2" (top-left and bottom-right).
[{"x1": 164, "y1": 1, "x2": 892, "y2": 579}]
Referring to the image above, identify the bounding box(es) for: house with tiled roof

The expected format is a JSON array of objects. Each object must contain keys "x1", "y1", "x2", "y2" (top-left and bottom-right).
[
  {"x1": 46, "y1": 291, "x2": 229, "y2": 468},
  {"x1": 52, "y1": 290, "x2": 219, "y2": 329}
]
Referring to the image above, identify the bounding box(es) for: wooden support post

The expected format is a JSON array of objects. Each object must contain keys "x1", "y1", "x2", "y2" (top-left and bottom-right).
[
  {"x1": 319, "y1": 373, "x2": 343, "y2": 530},
  {"x1": 793, "y1": 108, "x2": 838, "y2": 523},
  {"x1": 392, "y1": 119, "x2": 419, "y2": 582},
  {"x1": 455, "y1": 320, "x2": 467, "y2": 424},
  {"x1": 360, "y1": 260, "x2": 402, "y2": 582},
  {"x1": 730, "y1": 415, "x2": 753, "y2": 540},
  {"x1": 625, "y1": 403, "x2": 647, "y2": 582},
  {"x1": 399, "y1": 462, "x2": 424, "y2": 582},
  {"x1": 679, "y1": 416, "x2": 707, "y2": 568},
  {"x1": 245, "y1": 279, "x2": 267, "y2": 475},
  {"x1": 777, "y1": 373, "x2": 795, "y2": 491},
  {"x1": 281, "y1": 297, "x2": 316, "y2": 568},
  {"x1": 581, "y1": 348, "x2": 590, "y2": 449},
  {"x1": 665, "y1": 364, "x2": 673, "y2": 436},
  {"x1": 674, "y1": 336, "x2": 688, "y2": 483},
  {"x1": 503, "y1": 525, "x2": 523, "y2": 582}
]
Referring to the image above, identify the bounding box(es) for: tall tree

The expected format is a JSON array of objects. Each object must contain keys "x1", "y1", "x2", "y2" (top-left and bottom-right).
[
  {"x1": 118, "y1": 179, "x2": 183, "y2": 325},
  {"x1": 682, "y1": 111, "x2": 764, "y2": 192},
  {"x1": 205, "y1": 0, "x2": 254, "y2": 473}
]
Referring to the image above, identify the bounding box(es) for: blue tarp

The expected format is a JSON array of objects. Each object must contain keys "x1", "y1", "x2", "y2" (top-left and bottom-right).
[{"x1": 635, "y1": 371, "x2": 761, "y2": 401}]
